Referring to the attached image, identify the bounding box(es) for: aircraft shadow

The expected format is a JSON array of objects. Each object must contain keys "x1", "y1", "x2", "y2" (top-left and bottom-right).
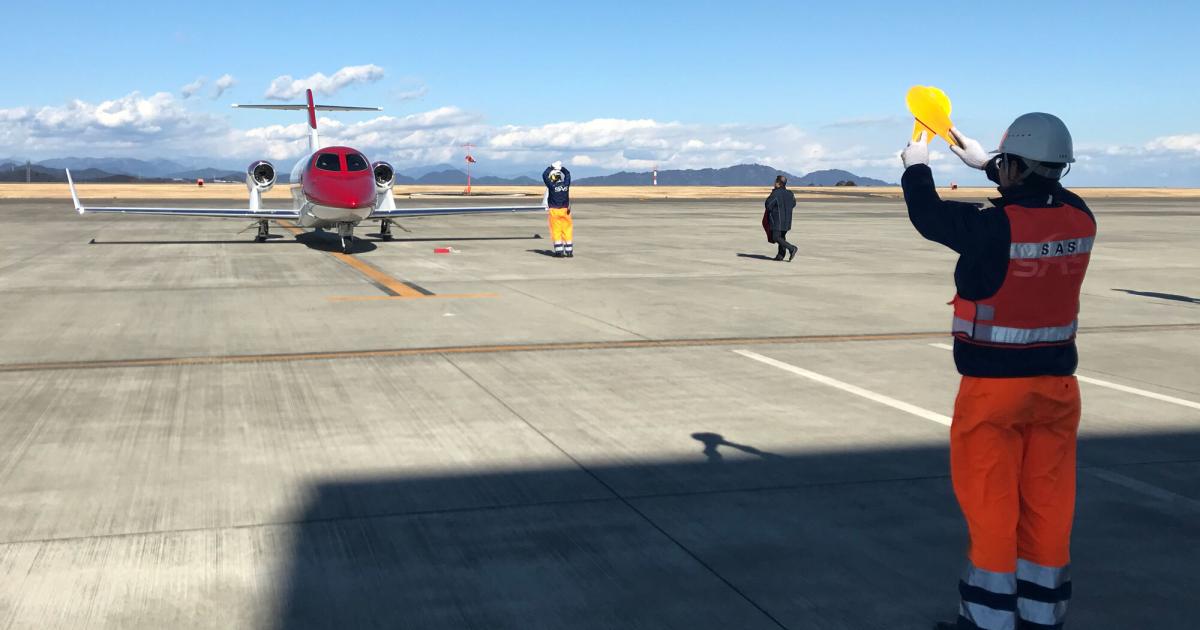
[
  {"x1": 272, "y1": 430, "x2": 1200, "y2": 629},
  {"x1": 1114, "y1": 288, "x2": 1200, "y2": 304},
  {"x1": 88, "y1": 235, "x2": 291, "y2": 246},
  {"x1": 293, "y1": 231, "x2": 378, "y2": 254}
]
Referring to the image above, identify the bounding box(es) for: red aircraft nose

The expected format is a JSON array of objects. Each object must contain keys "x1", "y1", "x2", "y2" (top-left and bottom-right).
[{"x1": 303, "y1": 170, "x2": 376, "y2": 209}]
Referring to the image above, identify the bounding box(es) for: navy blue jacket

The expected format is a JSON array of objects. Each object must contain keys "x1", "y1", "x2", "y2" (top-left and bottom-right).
[
  {"x1": 901, "y1": 164, "x2": 1096, "y2": 377},
  {"x1": 765, "y1": 187, "x2": 796, "y2": 232},
  {"x1": 543, "y1": 167, "x2": 571, "y2": 208}
]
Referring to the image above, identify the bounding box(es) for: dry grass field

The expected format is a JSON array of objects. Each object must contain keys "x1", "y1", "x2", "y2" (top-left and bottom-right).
[{"x1": 3, "y1": 182, "x2": 1199, "y2": 201}]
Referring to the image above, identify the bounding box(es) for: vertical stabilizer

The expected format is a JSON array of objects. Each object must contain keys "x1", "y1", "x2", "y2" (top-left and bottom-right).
[{"x1": 306, "y1": 89, "x2": 320, "y2": 153}]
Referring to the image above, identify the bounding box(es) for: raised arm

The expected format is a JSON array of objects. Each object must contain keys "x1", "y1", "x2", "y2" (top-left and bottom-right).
[{"x1": 901, "y1": 164, "x2": 1005, "y2": 255}]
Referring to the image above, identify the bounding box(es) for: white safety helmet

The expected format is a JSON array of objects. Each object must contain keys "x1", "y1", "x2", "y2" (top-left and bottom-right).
[{"x1": 994, "y1": 112, "x2": 1074, "y2": 180}]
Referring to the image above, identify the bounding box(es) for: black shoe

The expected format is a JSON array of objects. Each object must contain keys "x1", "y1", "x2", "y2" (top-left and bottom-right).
[
  {"x1": 565, "y1": 251, "x2": 573, "y2": 258},
  {"x1": 554, "y1": 252, "x2": 563, "y2": 258},
  {"x1": 772, "y1": 255, "x2": 785, "y2": 261},
  {"x1": 788, "y1": 246, "x2": 798, "y2": 262}
]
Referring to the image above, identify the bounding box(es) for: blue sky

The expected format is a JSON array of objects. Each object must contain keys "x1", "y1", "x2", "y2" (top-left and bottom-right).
[{"x1": 2, "y1": 0, "x2": 1198, "y2": 185}]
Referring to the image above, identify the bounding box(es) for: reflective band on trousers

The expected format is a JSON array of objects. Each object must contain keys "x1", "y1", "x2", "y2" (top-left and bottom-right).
[
  {"x1": 960, "y1": 601, "x2": 1016, "y2": 630},
  {"x1": 953, "y1": 318, "x2": 1078, "y2": 344},
  {"x1": 1018, "y1": 598, "x2": 1068, "y2": 626},
  {"x1": 1010, "y1": 236, "x2": 1094, "y2": 260},
  {"x1": 1017, "y1": 559, "x2": 1070, "y2": 588}
]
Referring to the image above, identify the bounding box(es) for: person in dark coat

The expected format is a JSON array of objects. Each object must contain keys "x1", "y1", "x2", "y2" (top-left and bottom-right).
[{"x1": 764, "y1": 175, "x2": 798, "y2": 261}]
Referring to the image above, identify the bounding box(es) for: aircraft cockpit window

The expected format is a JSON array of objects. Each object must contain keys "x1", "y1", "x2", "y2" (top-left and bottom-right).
[
  {"x1": 315, "y1": 153, "x2": 342, "y2": 172},
  {"x1": 345, "y1": 153, "x2": 369, "y2": 172}
]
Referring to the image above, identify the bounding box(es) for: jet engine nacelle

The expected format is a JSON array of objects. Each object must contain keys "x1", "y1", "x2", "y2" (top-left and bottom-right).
[
  {"x1": 372, "y1": 161, "x2": 395, "y2": 192},
  {"x1": 246, "y1": 160, "x2": 276, "y2": 193}
]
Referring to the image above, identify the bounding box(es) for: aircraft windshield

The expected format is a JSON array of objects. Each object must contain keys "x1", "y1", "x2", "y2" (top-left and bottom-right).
[
  {"x1": 315, "y1": 153, "x2": 342, "y2": 172},
  {"x1": 345, "y1": 153, "x2": 369, "y2": 172}
]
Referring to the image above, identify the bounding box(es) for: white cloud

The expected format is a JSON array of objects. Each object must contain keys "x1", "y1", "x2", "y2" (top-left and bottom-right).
[
  {"x1": 1145, "y1": 134, "x2": 1200, "y2": 153},
  {"x1": 180, "y1": 77, "x2": 205, "y2": 99},
  {"x1": 0, "y1": 92, "x2": 231, "y2": 155},
  {"x1": 5, "y1": 88, "x2": 1199, "y2": 186},
  {"x1": 264, "y1": 65, "x2": 385, "y2": 100},
  {"x1": 213, "y1": 74, "x2": 236, "y2": 99},
  {"x1": 393, "y1": 84, "x2": 429, "y2": 102}
]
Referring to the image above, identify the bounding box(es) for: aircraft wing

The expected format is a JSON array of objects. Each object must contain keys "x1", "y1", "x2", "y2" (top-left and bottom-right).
[
  {"x1": 369, "y1": 205, "x2": 546, "y2": 219},
  {"x1": 67, "y1": 170, "x2": 300, "y2": 220}
]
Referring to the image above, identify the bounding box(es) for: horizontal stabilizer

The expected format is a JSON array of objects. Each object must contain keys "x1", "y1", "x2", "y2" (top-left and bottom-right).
[{"x1": 232, "y1": 104, "x2": 381, "y2": 112}]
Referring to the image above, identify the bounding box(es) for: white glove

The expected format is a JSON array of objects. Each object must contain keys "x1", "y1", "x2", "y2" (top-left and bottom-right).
[
  {"x1": 901, "y1": 131, "x2": 929, "y2": 168},
  {"x1": 948, "y1": 127, "x2": 990, "y2": 170},
  {"x1": 551, "y1": 160, "x2": 563, "y2": 170}
]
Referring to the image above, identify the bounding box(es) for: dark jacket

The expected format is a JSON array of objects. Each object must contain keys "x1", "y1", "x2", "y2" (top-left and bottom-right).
[
  {"x1": 765, "y1": 187, "x2": 796, "y2": 232},
  {"x1": 542, "y1": 167, "x2": 571, "y2": 208},
  {"x1": 901, "y1": 163, "x2": 1096, "y2": 378}
]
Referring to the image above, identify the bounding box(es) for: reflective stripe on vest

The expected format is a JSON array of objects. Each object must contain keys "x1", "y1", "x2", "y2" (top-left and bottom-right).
[
  {"x1": 952, "y1": 202, "x2": 1094, "y2": 348},
  {"x1": 1009, "y1": 236, "x2": 1094, "y2": 259},
  {"x1": 952, "y1": 317, "x2": 1079, "y2": 344}
]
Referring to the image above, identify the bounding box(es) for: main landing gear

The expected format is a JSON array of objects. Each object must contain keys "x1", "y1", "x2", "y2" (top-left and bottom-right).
[{"x1": 253, "y1": 220, "x2": 271, "y2": 243}]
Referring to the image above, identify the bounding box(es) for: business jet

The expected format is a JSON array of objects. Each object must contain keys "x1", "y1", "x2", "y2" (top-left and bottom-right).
[{"x1": 66, "y1": 89, "x2": 544, "y2": 253}]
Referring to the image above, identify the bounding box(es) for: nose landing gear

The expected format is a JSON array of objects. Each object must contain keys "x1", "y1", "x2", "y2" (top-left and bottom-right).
[{"x1": 337, "y1": 222, "x2": 355, "y2": 254}]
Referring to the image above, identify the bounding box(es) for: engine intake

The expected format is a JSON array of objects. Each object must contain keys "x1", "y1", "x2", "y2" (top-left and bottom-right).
[
  {"x1": 372, "y1": 161, "x2": 395, "y2": 192},
  {"x1": 246, "y1": 160, "x2": 276, "y2": 193}
]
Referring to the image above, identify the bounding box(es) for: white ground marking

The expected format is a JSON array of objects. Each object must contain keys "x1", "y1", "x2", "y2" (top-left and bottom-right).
[
  {"x1": 926, "y1": 344, "x2": 1200, "y2": 411},
  {"x1": 1075, "y1": 375, "x2": 1200, "y2": 411},
  {"x1": 735, "y1": 348, "x2": 1200, "y2": 512},
  {"x1": 733, "y1": 349, "x2": 951, "y2": 427}
]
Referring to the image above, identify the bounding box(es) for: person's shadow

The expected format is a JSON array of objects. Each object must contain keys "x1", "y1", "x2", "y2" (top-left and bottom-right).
[
  {"x1": 735, "y1": 253, "x2": 779, "y2": 261},
  {"x1": 1113, "y1": 289, "x2": 1199, "y2": 304},
  {"x1": 690, "y1": 432, "x2": 783, "y2": 463}
]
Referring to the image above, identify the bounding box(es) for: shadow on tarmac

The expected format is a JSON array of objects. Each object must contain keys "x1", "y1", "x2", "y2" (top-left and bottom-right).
[
  {"x1": 272, "y1": 430, "x2": 1200, "y2": 629},
  {"x1": 691, "y1": 432, "x2": 784, "y2": 463},
  {"x1": 737, "y1": 253, "x2": 781, "y2": 261},
  {"x1": 1114, "y1": 288, "x2": 1200, "y2": 304}
]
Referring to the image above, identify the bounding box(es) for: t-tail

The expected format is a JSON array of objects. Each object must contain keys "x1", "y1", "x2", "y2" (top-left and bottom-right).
[{"x1": 231, "y1": 88, "x2": 381, "y2": 154}]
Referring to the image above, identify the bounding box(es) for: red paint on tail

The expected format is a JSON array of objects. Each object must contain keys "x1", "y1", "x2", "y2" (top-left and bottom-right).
[{"x1": 306, "y1": 89, "x2": 317, "y2": 130}]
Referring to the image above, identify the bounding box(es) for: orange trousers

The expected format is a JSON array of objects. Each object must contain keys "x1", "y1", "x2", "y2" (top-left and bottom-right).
[
  {"x1": 548, "y1": 207, "x2": 573, "y2": 246},
  {"x1": 952, "y1": 375, "x2": 1080, "y2": 573}
]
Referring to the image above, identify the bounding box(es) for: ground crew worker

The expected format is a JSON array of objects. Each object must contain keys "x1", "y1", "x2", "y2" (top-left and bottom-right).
[
  {"x1": 900, "y1": 113, "x2": 1095, "y2": 630},
  {"x1": 543, "y1": 160, "x2": 573, "y2": 257},
  {"x1": 764, "y1": 175, "x2": 798, "y2": 261}
]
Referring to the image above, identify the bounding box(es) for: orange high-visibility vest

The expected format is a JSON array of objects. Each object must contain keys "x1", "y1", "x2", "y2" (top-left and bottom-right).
[{"x1": 952, "y1": 203, "x2": 1096, "y2": 348}]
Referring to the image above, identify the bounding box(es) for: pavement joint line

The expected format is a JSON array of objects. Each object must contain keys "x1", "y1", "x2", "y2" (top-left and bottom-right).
[
  {"x1": 6, "y1": 458, "x2": 1196, "y2": 549},
  {"x1": 737, "y1": 349, "x2": 1200, "y2": 512},
  {"x1": 1, "y1": 323, "x2": 1197, "y2": 374},
  {"x1": 925, "y1": 343, "x2": 1200, "y2": 411},
  {"x1": 440, "y1": 353, "x2": 791, "y2": 630},
  {"x1": 0, "y1": 472, "x2": 955, "y2": 549},
  {"x1": 493, "y1": 279, "x2": 652, "y2": 341}
]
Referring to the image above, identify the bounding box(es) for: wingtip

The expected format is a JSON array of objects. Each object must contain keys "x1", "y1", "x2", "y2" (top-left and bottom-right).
[{"x1": 66, "y1": 169, "x2": 84, "y2": 214}]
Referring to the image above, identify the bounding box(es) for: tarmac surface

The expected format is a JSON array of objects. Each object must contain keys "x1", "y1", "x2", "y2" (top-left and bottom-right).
[{"x1": 0, "y1": 193, "x2": 1197, "y2": 629}]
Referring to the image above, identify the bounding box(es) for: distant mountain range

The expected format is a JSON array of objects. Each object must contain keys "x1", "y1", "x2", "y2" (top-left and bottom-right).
[
  {"x1": 0, "y1": 158, "x2": 244, "y2": 183},
  {"x1": 0, "y1": 157, "x2": 892, "y2": 187},
  {"x1": 575, "y1": 164, "x2": 893, "y2": 186}
]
